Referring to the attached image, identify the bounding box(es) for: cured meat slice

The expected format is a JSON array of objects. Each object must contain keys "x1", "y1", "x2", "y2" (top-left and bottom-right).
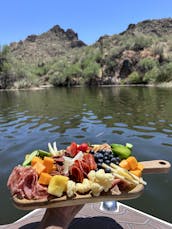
[
  {"x1": 83, "y1": 153, "x2": 97, "y2": 170},
  {"x1": 52, "y1": 156, "x2": 65, "y2": 175},
  {"x1": 74, "y1": 160, "x2": 90, "y2": 176},
  {"x1": 7, "y1": 165, "x2": 48, "y2": 200},
  {"x1": 69, "y1": 165, "x2": 84, "y2": 183},
  {"x1": 66, "y1": 142, "x2": 78, "y2": 157},
  {"x1": 69, "y1": 154, "x2": 97, "y2": 182}
]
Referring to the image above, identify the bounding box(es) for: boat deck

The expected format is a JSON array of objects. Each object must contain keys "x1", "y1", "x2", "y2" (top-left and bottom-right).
[{"x1": 0, "y1": 202, "x2": 171, "y2": 229}]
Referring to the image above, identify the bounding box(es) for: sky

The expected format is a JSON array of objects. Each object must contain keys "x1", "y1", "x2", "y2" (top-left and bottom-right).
[{"x1": 0, "y1": 0, "x2": 172, "y2": 46}]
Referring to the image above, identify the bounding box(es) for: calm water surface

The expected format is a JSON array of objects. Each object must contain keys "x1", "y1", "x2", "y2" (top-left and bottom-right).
[{"x1": 0, "y1": 86, "x2": 172, "y2": 224}]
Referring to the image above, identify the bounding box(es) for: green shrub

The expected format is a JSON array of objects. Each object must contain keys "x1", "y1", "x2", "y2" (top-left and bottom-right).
[
  {"x1": 50, "y1": 72, "x2": 66, "y2": 86},
  {"x1": 83, "y1": 62, "x2": 100, "y2": 78},
  {"x1": 64, "y1": 63, "x2": 82, "y2": 78},
  {"x1": 157, "y1": 63, "x2": 172, "y2": 82},
  {"x1": 47, "y1": 59, "x2": 69, "y2": 76},
  {"x1": 13, "y1": 79, "x2": 32, "y2": 89},
  {"x1": 127, "y1": 71, "x2": 142, "y2": 84},
  {"x1": 0, "y1": 47, "x2": 41, "y2": 89},
  {"x1": 50, "y1": 62, "x2": 82, "y2": 87},
  {"x1": 152, "y1": 43, "x2": 164, "y2": 57},
  {"x1": 0, "y1": 45, "x2": 10, "y2": 57},
  {"x1": 0, "y1": 61, "x2": 12, "y2": 73},
  {"x1": 109, "y1": 46, "x2": 125, "y2": 58},
  {"x1": 121, "y1": 34, "x2": 152, "y2": 51},
  {"x1": 32, "y1": 65, "x2": 49, "y2": 76},
  {"x1": 151, "y1": 42, "x2": 167, "y2": 62},
  {"x1": 143, "y1": 66, "x2": 161, "y2": 83},
  {"x1": 93, "y1": 48, "x2": 102, "y2": 62},
  {"x1": 132, "y1": 34, "x2": 152, "y2": 51},
  {"x1": 81, "y1": 48, "x2": 101, "y2": 68},
  {"x1": 104, "y1": 59, "x2": 118, "y2": 76},
  {"x1": 138, "y1": 58, "x2": 158, "y2": 72},
  {"x1": 0, "y1": 60, "x2": 14, "y2": 89},
  {"x1": 83, "y1": 62, "x2": 101, "y2": 85}
]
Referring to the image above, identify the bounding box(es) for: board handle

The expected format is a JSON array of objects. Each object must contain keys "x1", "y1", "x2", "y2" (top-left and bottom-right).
[{"x1": 141, "y1": 160, "x2": 171, "y2": 174}]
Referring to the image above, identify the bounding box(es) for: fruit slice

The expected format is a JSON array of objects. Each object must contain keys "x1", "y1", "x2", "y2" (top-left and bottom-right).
[
  {"x1": 137, "y1": 162, "x2": 144, "y2": 171},
  {"x1": 119, "y1": 159, "x2": 130, "y2": 170},
  {"x1": 126, "y1": 156, "x2": 138, "y2": 170},
  {"x1": 130, "y1": 169, "x2": 142, "y2": 177}
]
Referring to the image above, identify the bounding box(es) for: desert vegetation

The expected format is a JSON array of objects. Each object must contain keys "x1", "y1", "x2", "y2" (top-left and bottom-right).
[{"x1": 1, "y1": 19, "x2": 172, "y2": 89}]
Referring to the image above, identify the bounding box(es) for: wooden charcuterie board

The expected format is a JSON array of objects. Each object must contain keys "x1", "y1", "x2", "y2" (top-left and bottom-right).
[
  {"x1": 12, "y1": 160, "x2": 170, "y2": 210},
  {"x1": 142, "y1": 160, "x2": 171, "y2": 174},
  {"x1": 13, "y1": 184, "x2": 144, "y2": 210}
]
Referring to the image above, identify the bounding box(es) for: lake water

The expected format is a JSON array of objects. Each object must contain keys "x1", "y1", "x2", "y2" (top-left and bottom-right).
[{"x1": 0, "y1": 86, "x2": 172, "y2": 225}]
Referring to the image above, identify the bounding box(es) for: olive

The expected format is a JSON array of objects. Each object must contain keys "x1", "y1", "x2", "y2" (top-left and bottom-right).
[{"x1": 105, "y1": 168, "x2": 111, "y2": 173}]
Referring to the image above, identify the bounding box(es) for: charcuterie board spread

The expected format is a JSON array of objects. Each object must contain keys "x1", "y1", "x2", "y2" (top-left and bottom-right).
[{"x1": 7, "y1": 141, "x2": 170, "y2": 210}]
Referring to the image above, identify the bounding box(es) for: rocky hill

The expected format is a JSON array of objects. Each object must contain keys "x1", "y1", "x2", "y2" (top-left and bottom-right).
[
  {"x1": 1, "y1": 18, "x2": 172, "y2": 89},
  {"x1": 9, "y1": 25, "x2": 86, "y2": 64},
  {"x1": 122, "y1": 18, "x2": 172, "y2": 36},
  {"x1": 91, "y1": 18, "x2": 172, "y2": 85}
]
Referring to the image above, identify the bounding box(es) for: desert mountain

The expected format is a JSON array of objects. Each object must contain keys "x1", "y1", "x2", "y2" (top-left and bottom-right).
[
  {"x1": 9, "y1": 25, "x2": 86, "y2": 63},
  {"x1": 1, "y1": 18, "x2": 172, "y2": 88}
]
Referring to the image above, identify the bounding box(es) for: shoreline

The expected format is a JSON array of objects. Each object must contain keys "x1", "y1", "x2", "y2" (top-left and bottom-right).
[
  {"x1": 0, "y1": 82, "x2": 172, "y2": 91},
  {"x1": 0, "y1": 84, "x2": 54, "y2": 91}
]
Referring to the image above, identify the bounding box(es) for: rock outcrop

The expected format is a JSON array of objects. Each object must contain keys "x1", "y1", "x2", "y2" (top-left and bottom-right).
[
  {"x1": 121, "y1": 18, "x2": 172, "y2": 36},
  {"x1": 9, "y1": 24, "x2": 86, "y2": 64}
]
